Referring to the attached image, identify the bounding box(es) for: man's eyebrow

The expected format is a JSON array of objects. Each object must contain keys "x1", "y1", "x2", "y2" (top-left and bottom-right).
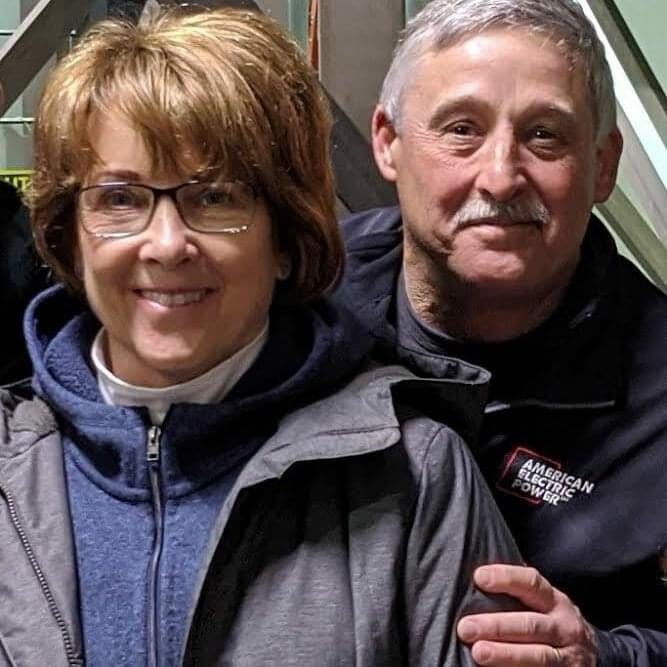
[
  {"x1": 426, "y1": 95, "x2": 492, "y2": 131},
  {"x1": 425, "y1": 97, "x2": 579, "y2": 131},
  {"x1": 522, "y1": 102, "x2": 578, "y2": 124}
]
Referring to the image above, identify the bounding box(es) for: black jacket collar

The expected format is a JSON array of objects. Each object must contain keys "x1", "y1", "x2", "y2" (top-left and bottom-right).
[{"x1": 336, "y1": 206, "x2": 624, "y2": 409}]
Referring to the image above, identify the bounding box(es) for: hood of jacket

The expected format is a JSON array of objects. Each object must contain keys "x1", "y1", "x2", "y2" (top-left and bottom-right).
[{"x1": 23, "y1": 285, "x2": 374, "y2": 499}]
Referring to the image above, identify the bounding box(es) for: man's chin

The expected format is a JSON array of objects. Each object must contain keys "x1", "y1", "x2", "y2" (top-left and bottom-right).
[
  {"x1": 455, "y1": 222, "x2": 543, "y2": 251},
  {"x1": 447, "y1": 253, "x2": 543, "y2": 295}
]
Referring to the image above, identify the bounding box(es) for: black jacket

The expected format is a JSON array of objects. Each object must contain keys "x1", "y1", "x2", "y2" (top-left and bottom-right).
[
  {"x1": 0, "y1": 180, "x2": 49, "y2": 385},
  {"x1": 335, "y1": 207, "x2": 667, "y2": 666}
]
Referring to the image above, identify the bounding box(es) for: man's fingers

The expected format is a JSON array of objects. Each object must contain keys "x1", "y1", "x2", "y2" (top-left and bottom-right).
[
  {"x1": 458, "y1": 612, "x2": 560, "y2": 646},
  {"x1": 469, "y1": 640, "x2": 564, "y2": 667},
  {"x1": 461, "y1": 566, "x2": 597, "y2": 666},
  {"x1": 473, "y1": 564, "x2": 556, "y2": 613}
]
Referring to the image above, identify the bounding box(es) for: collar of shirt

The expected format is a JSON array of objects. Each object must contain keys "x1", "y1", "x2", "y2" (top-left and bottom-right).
[{"x1": 91, "y1": 321, "x2": 269, "y2": 425}]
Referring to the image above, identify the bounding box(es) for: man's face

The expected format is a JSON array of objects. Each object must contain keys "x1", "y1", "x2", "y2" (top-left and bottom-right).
[{"x1": 373, "y1": 28, "x2": 621, "y2": 302}]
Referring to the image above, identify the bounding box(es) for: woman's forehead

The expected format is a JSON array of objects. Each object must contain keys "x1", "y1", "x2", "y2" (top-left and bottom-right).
[{"x1": 84, "y1": 110, "x2": 217, "y2": 180}]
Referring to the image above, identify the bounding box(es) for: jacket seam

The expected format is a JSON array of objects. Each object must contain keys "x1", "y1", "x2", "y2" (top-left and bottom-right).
[
  {"x1": 0, "y1": 632, "x2": 18, "y2": 667},
  {"x1": 417, "y1": 422, "x2": 454, "y2": 486},
  {"x1": 0, "y1": 484, "x2": 80, "y2": 665}
]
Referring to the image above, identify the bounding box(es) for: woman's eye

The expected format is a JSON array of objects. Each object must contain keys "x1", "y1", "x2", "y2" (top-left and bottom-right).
[
  {"x1": 101, "y1": 189, "x2": 140, "y2": 208},
  {"x1": 200, "y1": 189, "x2": 232, "y2": 207}
]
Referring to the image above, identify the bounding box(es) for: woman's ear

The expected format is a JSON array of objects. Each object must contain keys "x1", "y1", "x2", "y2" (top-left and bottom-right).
[
  {"x1": 276, "y1": 253, "x2": 292, "y2": 281},
  {"x1": 74, "y1": 250, "x2": 83, "y2": 281}
]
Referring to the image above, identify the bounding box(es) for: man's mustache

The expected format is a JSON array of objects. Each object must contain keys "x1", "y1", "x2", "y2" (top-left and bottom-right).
[{"x1": 452, "y1": 196, "x2": 549, "y2": 229}]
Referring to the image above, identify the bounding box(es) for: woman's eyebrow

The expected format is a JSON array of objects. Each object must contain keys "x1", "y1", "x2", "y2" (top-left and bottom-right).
[{"x1": 87, "y1": 169, "x2": 145, "y2": 182}]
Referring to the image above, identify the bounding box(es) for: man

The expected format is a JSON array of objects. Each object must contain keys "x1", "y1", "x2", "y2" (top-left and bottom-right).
[{"x1": 335, "y1": 0, "x2": 667, "y2": 664}]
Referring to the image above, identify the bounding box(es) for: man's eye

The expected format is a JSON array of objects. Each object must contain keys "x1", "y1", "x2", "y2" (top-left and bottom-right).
[
  {"x1": 454, "y1": 124, "x2": 472, "y2": 135},
  {"x1": 531, "y1": 127, "x2": 558, "y2": 142},
  {"x1": 447, "y1": 123, "x2": 476, "y2": 137}
]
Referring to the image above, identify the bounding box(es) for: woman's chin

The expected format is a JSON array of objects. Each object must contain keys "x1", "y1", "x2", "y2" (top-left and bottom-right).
[{"x1": 111, "y1": 340, "x2": 218, "y2": 388}]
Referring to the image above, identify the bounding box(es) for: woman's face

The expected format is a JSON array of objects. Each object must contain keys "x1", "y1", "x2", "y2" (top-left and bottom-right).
[{"x1": 76, "y1": 111, "x2": 282, "y2": 387}]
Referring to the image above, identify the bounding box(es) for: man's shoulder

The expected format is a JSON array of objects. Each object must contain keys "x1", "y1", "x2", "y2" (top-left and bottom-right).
[
  {"x1": 334, "y1": 208, "x2": 405, "y2": 330},
  {"x1": 581, "y1": 222, "x2": 666, "y2": 367},
  {"x1": 339, "y1": 206, "x2": 403, "y2": 251},
  {"x1": 614, "y1": 255, "x2": 667, "y2": 352}
]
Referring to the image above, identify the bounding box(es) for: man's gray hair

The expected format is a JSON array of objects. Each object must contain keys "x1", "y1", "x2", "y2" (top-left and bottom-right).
[{"x1": 380, "y1": 0, "x2": 616, "y2": 142}]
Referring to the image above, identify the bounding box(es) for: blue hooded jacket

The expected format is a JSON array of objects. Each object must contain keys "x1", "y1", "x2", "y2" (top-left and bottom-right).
[{"x1": 25, "y1": 285, "x2": 371, "y2": 666}]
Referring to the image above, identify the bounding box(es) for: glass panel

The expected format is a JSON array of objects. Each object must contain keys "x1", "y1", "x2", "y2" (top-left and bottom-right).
[
  {"x1": 577, "y1": 0, "x2": 667, "y2": 286},
  {"x1": 613, "y1": 0, "x2": 667, "y2": 93},
  {"x1": 0, "y1": 0, "x2": 36, "y2": 187}
]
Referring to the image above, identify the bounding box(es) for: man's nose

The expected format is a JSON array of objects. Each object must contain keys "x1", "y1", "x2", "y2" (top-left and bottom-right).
[
  {"x1": 138, "y1": 196, "x2": 197, "y2": 267},
  {"x1": 474, "y1": 129, "x2": 526, "y2": 203}
]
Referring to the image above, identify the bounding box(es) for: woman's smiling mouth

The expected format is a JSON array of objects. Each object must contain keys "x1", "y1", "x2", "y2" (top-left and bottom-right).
[{"x1": 135, "y1": 289, "x2": 213, "y2": 307}]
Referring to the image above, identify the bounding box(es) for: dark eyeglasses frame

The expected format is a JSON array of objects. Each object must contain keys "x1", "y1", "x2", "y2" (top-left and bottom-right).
[{"x1": 77, "y1": 180, "x2": 257, "y2": 239}]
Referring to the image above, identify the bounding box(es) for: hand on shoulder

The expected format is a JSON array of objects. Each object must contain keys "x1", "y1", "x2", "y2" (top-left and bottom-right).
[{"x1": 457, "y1": 563, "x2": 597, "y2": 666}]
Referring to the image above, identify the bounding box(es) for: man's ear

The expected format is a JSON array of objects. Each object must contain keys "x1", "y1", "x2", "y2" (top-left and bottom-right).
[
  {"x1": 593, "y1": 126, "x2": 623, "y2": 203},
  {"x1": 371, "y1": 105, "x2": 399, "y2": 183}
]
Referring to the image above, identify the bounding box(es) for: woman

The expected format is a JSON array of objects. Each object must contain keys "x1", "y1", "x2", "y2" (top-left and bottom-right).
[{"x1": 1, "y1": 7, "x2": 520, "y2": 666}]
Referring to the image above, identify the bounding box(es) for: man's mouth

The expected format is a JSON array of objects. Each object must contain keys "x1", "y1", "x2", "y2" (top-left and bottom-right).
[
  {"x1": 460, "y1": 215, "x2": 540, "y2": 229},
  {"x1": 135, "y1": 289, "x2": 212, "y2": 307}
]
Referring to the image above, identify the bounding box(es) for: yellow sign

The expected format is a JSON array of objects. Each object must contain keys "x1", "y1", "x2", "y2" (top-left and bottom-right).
[{"x1": 0, "y1": 169, "x2": 32, "y2": 193}]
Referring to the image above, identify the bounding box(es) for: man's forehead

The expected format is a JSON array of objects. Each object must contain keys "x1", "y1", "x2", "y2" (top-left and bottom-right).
[
  {"x1": 401, "y1": 28, "x2": 589, "y2": 117},
  {"x1": 418, "y1": 27, "x2": 580, "y2": 75}
]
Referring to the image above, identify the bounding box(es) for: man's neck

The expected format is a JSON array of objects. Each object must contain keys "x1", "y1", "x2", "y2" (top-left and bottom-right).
[{"x1": 403, "y1": 262, "x2": 575, "y2": 344}]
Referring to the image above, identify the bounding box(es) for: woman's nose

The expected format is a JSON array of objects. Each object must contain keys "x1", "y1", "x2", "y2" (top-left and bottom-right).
[{"x1": 137, "y1": 196, "x2": 198, "y2": 267}]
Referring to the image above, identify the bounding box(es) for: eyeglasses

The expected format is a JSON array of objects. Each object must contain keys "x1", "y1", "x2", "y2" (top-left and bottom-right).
[{"x1": 78, "y1": 180, "x2": 257, "y2": 239}]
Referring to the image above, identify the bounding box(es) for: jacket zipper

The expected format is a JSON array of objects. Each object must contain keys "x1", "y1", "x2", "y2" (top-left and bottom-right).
[
  {"x1": 147, "y1": 425, "x2": 164, "y2": 667},
  {"x1": 0, "y1": 484, "x2": 82, "y2": 666}
]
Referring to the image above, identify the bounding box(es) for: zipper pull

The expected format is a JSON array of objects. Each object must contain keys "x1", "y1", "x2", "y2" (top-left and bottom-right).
[{"x1": 147, "y1": 425, "x2": 161, "y2": 463}]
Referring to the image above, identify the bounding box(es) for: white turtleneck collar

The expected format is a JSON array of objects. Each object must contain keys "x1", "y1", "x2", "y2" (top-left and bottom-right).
[{"x1": 91, "y1": 321, "x2": 269, "y2": 425}]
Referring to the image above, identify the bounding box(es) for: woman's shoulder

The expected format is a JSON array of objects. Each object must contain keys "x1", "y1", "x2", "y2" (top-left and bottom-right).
[
  {"x1": 0, "y1": 387, "x2": 58, "y2": 459},
  {"x1": 331, "y1": 361, "x2": 487, "y2": 447},
  {"x1": 274, "y1": 362, "x2": 485, "y2": 462}
]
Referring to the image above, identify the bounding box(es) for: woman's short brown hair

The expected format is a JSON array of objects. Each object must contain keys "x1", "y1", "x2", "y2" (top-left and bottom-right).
[{"x1": 29, "y1": 7, "x2": 342, "y2": 302}]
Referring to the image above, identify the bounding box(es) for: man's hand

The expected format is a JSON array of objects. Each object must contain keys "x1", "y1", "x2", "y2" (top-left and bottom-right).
[{"x1": 457, "y1": 564, "x2": 597, "y2": 666}]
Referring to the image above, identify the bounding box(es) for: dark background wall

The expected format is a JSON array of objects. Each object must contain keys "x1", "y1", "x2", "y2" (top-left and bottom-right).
[{"x1": 108, "y1": 0, "x2": 145, "y2": 20}]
